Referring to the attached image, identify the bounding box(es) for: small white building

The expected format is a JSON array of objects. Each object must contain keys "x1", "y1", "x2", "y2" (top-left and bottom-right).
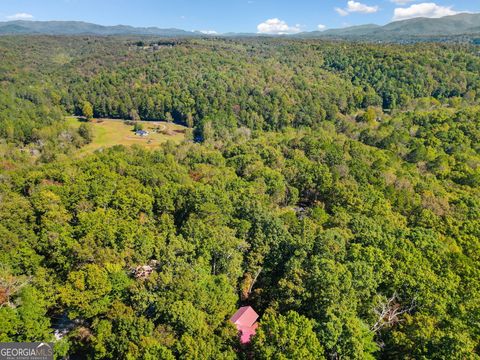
[{"x1": 135, "y1": 130, "x2": 149, "y2": 137}]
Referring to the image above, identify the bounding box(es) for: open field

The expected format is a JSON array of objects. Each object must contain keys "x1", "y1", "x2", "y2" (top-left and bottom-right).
[{"x1": 67, "y1": 117, "x2": 186, "y2": 154}]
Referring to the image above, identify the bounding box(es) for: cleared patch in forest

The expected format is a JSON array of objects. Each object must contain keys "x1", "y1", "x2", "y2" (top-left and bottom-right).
[{"x1": 66, "y1": 117, "x2": 186, "y2": 154}]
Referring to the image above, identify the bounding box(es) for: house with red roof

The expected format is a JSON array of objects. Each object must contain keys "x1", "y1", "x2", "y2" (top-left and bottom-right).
[{"x1": 230, "y1": 306, "x2": 259, "y2": 344}]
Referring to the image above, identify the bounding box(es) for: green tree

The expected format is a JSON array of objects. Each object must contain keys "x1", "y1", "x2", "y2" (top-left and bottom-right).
[
  {"x1": 78, "y1": 123, "x2": 94, "y2": 143},
  {"x1": 357, "y1": 107, "x2": 377, "y2": 124},
  {"x1": 251, "y1": 311, "x2": 325, "y2": 360},
  {"x1": 134, "y1": 122, "x2": 144, "y2": 132},
  {"x1": 186, "y1": 113, "x2": 194, "y2": 128},
  {"x1": 59, "y1": 264, "x2": 112, "y2": 319},
  {"x1": 130, "y1": 109, "x2": 140, "y2": 121},
  {"x1": 82, "y1": 101, "x2": 94, "y2": 121}
]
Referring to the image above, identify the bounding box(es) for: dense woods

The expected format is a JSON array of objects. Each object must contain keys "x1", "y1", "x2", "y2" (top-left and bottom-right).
[
  {"x1": 1, "y1": 37, "x2": 480, "y2": 144},
  {"x1": 0, "y1": 36, "x2": 479, "y2": 359}
]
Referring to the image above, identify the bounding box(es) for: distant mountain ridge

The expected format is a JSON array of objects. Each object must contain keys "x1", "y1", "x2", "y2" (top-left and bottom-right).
[
  {"x1": 0, "y1": 13, "x2": 479, "y2": 41},
  {"x1": 0, "y1": 20, "x2": 198, "y2": 37},
  {"x1": 300, "y1": 13, "x2": 480, "y2": 40}
]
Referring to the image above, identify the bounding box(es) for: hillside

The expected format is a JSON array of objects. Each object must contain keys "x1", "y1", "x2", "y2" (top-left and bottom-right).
[
  {"x1": 301, "y1": 24, "x2": 381, "y2": 38},
  {"x1": 0, "y1": 20, "x2": 198, "y2": 37},
  {"x1": 300, "y1": 13, "x2": 480, "y2": 40},
  {"x1": 383, "y1": 13, "x2": 480, "y2": 35},
  {"x1": 0, "y1": 36, "x2": 479, "y2": 359},
  {"x1": 1, "y1": 13, "x2": 480, "y2": 41}
]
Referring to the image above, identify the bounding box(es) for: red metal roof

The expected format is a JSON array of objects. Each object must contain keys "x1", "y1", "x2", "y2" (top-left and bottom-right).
[
  {"x1": 230, "y1": 306, "x2": 259, "y2": 344},
  {"x1": 230, "y1": 306, "x2": 259, "y2": 327},
  {"x1": 238, "y1": 323, "x2": 258, "y2": 344}
]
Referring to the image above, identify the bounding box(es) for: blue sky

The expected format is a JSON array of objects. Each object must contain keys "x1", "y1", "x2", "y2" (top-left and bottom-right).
[{"x1": 1, "y1": 0, "x2": 479, "y2": 34}]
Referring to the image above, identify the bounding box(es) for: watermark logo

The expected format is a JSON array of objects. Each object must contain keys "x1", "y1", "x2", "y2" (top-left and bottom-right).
[{"x1": 0, "y1": 343, "x2": 53, "y2": 360}]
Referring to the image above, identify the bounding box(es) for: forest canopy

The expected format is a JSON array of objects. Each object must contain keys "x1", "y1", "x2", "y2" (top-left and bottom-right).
[{"x1": 0, "y1": 36, "x2": 479, "y2": 359}]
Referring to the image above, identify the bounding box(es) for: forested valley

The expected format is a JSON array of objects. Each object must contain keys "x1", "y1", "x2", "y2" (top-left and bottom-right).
[{"x1": 0, "y1": 36, "x2": 479, "y2": 359}]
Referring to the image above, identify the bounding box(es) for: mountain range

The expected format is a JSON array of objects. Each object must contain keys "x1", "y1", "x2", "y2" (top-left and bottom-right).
[
  {"x1": 301, "y1": 13, "x2": 480, "y2": 40},
  {"x1": 0, "y1": 20, "x2": 197, "y2": 37},
  {"x1": 0, "y1": 13, "x2": 479, "y2": 41}
]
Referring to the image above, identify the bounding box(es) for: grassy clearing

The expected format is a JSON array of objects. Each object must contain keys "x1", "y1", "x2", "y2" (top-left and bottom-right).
[{"x1": 67, "y1": 117, "x2": 186, "y2": 154}]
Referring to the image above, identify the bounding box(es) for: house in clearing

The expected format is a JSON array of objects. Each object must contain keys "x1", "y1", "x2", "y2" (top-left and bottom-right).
[
  {"x1": 135, "y1": 130, "x2": 149, "y2": 137},
  {"x1": 230, "y1": 306, "x2": 259, "y2": 344}
]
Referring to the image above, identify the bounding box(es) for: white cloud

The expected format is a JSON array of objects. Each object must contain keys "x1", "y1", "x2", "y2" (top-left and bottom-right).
[
  {"x1": 393, "y1": 2, "x2": 458, "y2": 21},
  {"x1": 257, "y1": 18, "x2": 301, "y2": 34},
  {"x1": 6, "y1": 13, "x2": 34, "y2": 20},
  {"x1": 335, "y1": 7, "x2": 349, "y2": 16},
  {"x1": 347, "y1": 1, "x2": 379, "y2": 13},
  {"x1": 199, "y1": 30, "x2": 218, "y2": 35},
  {"x1": 317, "y1": 24, "x2": 327, "y2": 31},
  {"x1": 336, "y1": 1, "x2": 379, "y2": 16},
  {"x1": 390, "y1": 0, "x2": 414, "y2": 4}
]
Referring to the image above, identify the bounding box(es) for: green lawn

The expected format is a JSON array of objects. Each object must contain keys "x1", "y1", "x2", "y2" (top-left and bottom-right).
[{"x1": 67, "y1": 117, "x2": 187, "y2": 154}]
